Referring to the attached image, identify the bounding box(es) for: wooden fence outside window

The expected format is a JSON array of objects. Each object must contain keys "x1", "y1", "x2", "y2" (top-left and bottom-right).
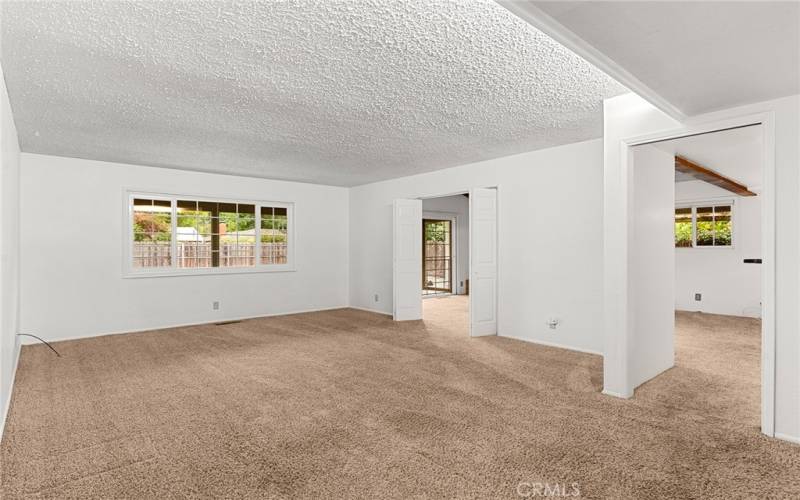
[{"x1": 133, "y1": 242, "x2": 288, "y2": 268}]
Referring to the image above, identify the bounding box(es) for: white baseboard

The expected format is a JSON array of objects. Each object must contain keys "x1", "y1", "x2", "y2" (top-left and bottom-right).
[
  {"x1": 18, "y1": 305, "x2": 350, "y2": 345},
  {"x1": 471, "y1": 331, "x2": 497, "y2": 337},
  {"x1": 602, "y1": 389, "x2": 633, "y2": 399},
  {"x1": 500, "y1": 334, "x2": 603, "y2": 357},
  {"x1": 0, "y1": 338, "x2": 22, "y2": 441},
  {"x1": 348, "y1": 306, "x2": 392, "y2": 317},
  {"x1": 775, "y1": 433, "x2": 800, "y2": 446},
  {"x1": 675, "y1": 308, "x2": 761, "y2": 319}
]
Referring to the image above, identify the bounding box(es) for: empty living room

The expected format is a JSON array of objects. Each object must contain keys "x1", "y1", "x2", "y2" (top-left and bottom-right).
[{"x1": 2, "y1": 1, "x2": 800, "y2": 498}]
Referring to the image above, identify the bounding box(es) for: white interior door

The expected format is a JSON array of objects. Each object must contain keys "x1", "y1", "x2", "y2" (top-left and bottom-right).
[
  {"x1": 629, "y1": 145, "x2": 675, "y2": 388},
  {"x1": 393, "y1": 199, "x2": 422, "y2": 321},
  {"x1": 469, "y1": 188, "x2": 497, "y2": 336}
]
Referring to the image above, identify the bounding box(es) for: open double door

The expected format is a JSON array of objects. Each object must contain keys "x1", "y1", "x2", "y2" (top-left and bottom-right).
[{"x1": 392, "y1": 187, "x2": 497, "y2": 337}]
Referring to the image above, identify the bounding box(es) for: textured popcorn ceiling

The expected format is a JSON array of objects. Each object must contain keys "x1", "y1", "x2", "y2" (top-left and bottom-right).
[{"x1": 1, "y1": 1, "x2": 625, "y2": 186}]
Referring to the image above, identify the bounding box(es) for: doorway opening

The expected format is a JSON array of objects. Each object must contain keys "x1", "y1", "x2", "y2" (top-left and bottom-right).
[
  {"x1": 393, "y1": 187, "x2": 497, "y2": 338},
  {"x1": 665, "y1": 125, "x2": 762, "y2": 428},
  {"x1": 421, "y1": 194, "x2": 469, "y2": 329},
  {"x1": 620, "y1": 116, "x2": 772, "y2": 435}
]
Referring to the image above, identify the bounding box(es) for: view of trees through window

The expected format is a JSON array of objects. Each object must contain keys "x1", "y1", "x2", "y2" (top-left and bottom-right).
[
  {"x1": 131, "y1": 196, "x2": 289, "y2": 270},
  {"x1": 175, "y1": 200, "x2": 257, "y2": 268},
  {"x1": 260, "y1": 206, "x2": 288, "y2": 265},
  {"x1": 133, "y1": 198, "x2": 172, "y2": 267},
  {"x1": 674, "y1": 207, "x2": 693, "y2": 247},
  {"x1": 674, "y1": 204, "x2": 732, "y2": 248},
  {"x1": 696, "y1": 205, "x2": 732, "y2": 246}
]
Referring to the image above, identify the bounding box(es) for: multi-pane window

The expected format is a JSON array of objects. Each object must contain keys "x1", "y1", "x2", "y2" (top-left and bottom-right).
[
  {"x1": 128, "y1": 194, "x2": 292, "y2": 274},
  {"x1": 674, "y1": 203, "x2": 733, "y2": 248},
  {"x1": 260, "y1": 206, "x2": 288, "y2": 265},
  {"x1": 696, "y1": 205, "x2": 732, "y2": 246},
  {"x1": 674, "y1": 207, "x2": 693, "y2": 248},
  {"x1": 132, "y1": 198, "x2": 172, "y2": 268},
  {"x1": 422, "y1": 219, "x2": 452, "y2": 296}
]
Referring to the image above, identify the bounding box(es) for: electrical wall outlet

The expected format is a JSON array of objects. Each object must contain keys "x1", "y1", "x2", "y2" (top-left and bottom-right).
[
  {"x1": 213, "y1": 301, "x2": 220, "y2": 310},
  {"x1": 374, "y1": 294, "x2": 379, "y2": 303},
  {"x1": 694, "y1": 293, "x2": 702, "y2": 302},
  {"x1": 546, "y1": 317, "x2": 560, "y2": 329}
]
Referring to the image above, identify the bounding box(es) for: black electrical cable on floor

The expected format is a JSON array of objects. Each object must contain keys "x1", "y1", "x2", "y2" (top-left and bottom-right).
[{"x1": 17, "y1": 333, "x2": 61, "y2": 357}]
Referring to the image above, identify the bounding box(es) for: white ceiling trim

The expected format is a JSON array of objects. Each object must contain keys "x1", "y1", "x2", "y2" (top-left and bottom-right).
[{"x1": 496, "y1": 1, "x2": 687, "y2": 122}]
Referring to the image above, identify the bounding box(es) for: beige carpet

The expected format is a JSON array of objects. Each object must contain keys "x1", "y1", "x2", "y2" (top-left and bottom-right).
[{"x1": 2, "y1": 296, "x2": 799, "y2": 498}]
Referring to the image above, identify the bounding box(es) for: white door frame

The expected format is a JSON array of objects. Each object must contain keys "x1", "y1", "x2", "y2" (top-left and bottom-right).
[
  {"x1": 608, "y1": 111, "x2": 776, "y2": 436},
  {"x1": 411, "y1": 187, "x2": 501, "y2": 336}
]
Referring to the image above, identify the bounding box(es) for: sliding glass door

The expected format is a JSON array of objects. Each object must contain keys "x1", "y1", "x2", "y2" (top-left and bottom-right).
[{"x1": 422, "y1": 219, "x2": 452, "y2": 295}]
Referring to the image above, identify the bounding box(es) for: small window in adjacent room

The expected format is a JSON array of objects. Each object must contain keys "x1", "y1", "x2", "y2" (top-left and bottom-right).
[
  {"x1": 696, "y1": 205, "x2": 732, "y2": 247},
  {"x1": 127, "y1": 193, "x2": 293, "y2": 276},
  {"x1": 674, "y1": 207, "x2": 693, "y2": 248},
  {"x1": 674, "y1": 203, "x2": 733, "y2": 248}
]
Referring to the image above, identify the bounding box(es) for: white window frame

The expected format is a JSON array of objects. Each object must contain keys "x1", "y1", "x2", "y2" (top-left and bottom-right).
[
  {"x1": 675, "y1": 198, "x2": 735, "y2": 249},
  {"x1": 123, "y1": 190, "x2": 295, "y2": 278}
]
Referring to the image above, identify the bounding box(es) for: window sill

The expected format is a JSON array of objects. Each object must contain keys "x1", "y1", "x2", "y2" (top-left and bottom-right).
[
  {"x1": 123, "y1": 265, "x2": 296, "y2": 278},
  {"x1": 676, "y1": 246, "x2": 735, "y2": 251}
]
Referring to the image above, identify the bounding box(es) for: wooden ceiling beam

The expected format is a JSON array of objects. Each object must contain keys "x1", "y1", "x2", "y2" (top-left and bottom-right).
[{"x1": 674, "y1": 156, "x2": 757, "y2": 197}]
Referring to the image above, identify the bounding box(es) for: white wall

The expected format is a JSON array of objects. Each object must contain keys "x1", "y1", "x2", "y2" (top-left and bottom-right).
[
  {"x1": 422, "y1": 194, "x2": 468, "y2": 295},
  {"x1": 630, "y1": 145, "x2": 675, "y2": 389},
  {"x1": 0, "y1": 62, "x2": 22, "y2": 433},
  {"x1": 351, "y1": 139, "x2": 604, "y2": 354},
  {"x1": 19, "y1": 154, "x2": 350, "y2": 343},
  {"x1": 675, "y1": 181, "x2": 762, "y2": 317}
]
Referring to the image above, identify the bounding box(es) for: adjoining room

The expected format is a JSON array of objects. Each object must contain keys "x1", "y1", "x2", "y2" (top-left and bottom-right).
[{"x1": 628, "y1": 124, "x2": 764, "y2": 429}]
